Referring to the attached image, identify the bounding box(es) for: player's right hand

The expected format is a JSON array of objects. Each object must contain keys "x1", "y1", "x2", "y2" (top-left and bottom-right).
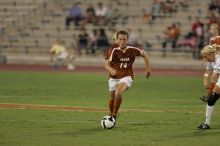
[{"x1": 110, "y1": 70, "x2": 117, "y2": 76}]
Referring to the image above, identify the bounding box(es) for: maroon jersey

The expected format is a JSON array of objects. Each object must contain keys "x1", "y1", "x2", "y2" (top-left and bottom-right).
[
  {"x1": 209, "y1": 36, "x2": 220, "y2": 45},
  {"x1": 105, "y1": 45, "x2": 143, "y2": 79}
]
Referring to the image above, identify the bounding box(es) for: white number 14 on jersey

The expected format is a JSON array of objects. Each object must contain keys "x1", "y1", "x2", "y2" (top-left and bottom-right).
[{"x1": 120, "y1": 62, "x2": 127, "y2": 68}]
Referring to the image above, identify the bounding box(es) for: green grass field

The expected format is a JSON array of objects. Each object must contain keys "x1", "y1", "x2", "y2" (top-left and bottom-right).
[{"x1": 0, "y1": 71, "x2": 220, "y2": 146}]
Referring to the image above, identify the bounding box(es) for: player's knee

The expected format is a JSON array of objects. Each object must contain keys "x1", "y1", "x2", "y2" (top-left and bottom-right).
[
  {"x1": 115, "y1": 92, "x2": 122, "y2": 98},
  {"x1": 208, "y1": 92, "x2": 220, "y2": 106}
]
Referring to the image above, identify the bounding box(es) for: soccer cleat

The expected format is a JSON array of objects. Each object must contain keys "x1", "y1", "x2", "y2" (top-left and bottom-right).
[
  {"x1": 200, "y1": 96, "x2": 208, "y2": 102},
  {"x1": 109, "y1": 116, "x2": 116, "y2": 122},
  {"x1": 197, "y1": 123, "x2": 210, "y2": 130},
  {"x1": 112, "y1": 113, "x2": 120, "y2": 121},
  {"x1": 112, "y1": 115, "x2": 117, "y2": 121},
  {"x1": 109, "y1": 116, "x2": 116, "y2": 128}
]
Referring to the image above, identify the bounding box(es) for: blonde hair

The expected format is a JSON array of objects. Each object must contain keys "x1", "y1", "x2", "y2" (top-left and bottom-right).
[
  {"x1": 210, "y1": 23, "x2": 219, "y2": 31},
  {"x1": 112, "y1": 32, "x2": 117, "y2": 41},
  {"x1": 112, "y1": 32, "x2": 119, "y2": 44},
  {"x1": 201, "y1": 45, "x2": 215, "y2": 57}
]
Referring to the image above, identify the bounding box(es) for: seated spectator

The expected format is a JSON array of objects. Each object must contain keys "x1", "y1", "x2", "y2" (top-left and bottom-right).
[
  {"x1": 179, "y1": 0, "x2": 189, "y2": 11},
  {"x1": 192, "y1": 16, "x2": 203, "y2": 34},
  {"x1": 96, "y1": 28, "x2": 110, "y2": 56},
  {"x1": 77, "y1": 28, "x2": 89, "y2": 56},
  {"x1": 207, "y1": 9, "x2": 219, "y2": 29},
  {"x1": 160, "y1": 0, "x2": 177, "y2": 15},
  {"x1": 209, "y1": 0, "x2": 220, "y2": 13},
  {"x1": 110, "y1": 8, "x2": 121, "y2": 26},
  {"x1": 85, "y1": 2, "x2": 96, "y2": 24},
  {"x1": 177, "y1": 32, "x2": 197, "y2": 49},
  {"x1": 105, "y1": 3, "x2": 114, "y2": 25},
  {"x1": 65, "y1": 2, "x2": 84, "y2": 29},
  {"x1": 195, "y1": 23, "x2": 205, "y2": 48},
  {"x1": 178, "y1": 16, "x2": 204, "y2": 56},
  {"x1": 95, "y1": 2, "x2": 108, "y2": 25},
  {"x1": 162, "y1": 23, "x2": 181, "y2": 52},
  {"x1": 150, "y1": 0, "x2": 161, "y2": 21},
  {"x1": 142, "y1": 8, "x2": 151, "y2": 23},
  {"x1": 50, "y1": 39, "x2": 75, "y2": 70},
  {"x1": 88, "y1": 29, "x2": 98, "y2": 55}
]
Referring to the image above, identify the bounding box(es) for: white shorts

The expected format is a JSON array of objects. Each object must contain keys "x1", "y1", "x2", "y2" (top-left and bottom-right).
[
  {"x1": 108, "y1": 76, "x2": 133, "y2": 91},
  {"x1": 57, "y1": 51, "x2": 68, "y2": 60}
]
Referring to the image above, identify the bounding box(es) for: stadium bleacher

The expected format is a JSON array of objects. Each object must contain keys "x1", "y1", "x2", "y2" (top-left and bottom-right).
[{"x1": 0, "y1": 0, "x2": 212, "y2": 67}]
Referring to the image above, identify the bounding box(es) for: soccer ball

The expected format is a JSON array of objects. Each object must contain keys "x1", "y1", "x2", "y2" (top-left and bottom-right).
[{"x1": 100, "y1": 115, "x2": 116, "y2": 129}]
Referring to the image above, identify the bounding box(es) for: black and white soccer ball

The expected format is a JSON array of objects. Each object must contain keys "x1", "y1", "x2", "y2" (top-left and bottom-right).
[{"x1": 100, "y1": 115, "x2": 116, "y2": 129}]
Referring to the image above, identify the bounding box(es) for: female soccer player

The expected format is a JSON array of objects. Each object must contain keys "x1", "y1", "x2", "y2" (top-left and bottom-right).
[
  {"x1": 200, "y1": 23, "x2": 220, "y2": 102},
  {"x1": 50, "y1": 39, "x2": 75, "y2": 70},
  {"x1": 198, "y1": 44, "x2": 220, "y2": 130},
  {"x1": 104, "y1": 30, "x2": 151, "y2": 126}
]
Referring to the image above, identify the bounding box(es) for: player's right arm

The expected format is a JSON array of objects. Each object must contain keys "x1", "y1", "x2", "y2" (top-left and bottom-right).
[
  {"x1": 104, "y1": 60, "x2": 117, "y2": 76},
  {"x1": 105, "y1": 47, "x2": 117, "y2": 76}
]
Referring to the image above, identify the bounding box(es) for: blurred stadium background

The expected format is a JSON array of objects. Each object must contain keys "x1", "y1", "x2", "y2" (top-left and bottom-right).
[{"x1": 0, "y1": 0, "x2": 219, "y2": 69}]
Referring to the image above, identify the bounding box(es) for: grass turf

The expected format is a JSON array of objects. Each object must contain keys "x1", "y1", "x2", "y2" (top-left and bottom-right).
[{"x1": 0, "y1": 71, "x2": 220, "y2": 146}]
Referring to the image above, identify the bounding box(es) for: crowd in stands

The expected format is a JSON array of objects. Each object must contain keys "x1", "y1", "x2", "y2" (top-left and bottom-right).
[
  {"x1": 162, "y1": 22, "x2": 181, "y2": 56},
  {"x1": 65, "y1": 1, "x2": 114, "y2": 29},
  {"x1": 62, "y1": 0, "x2": 220, "y2": 59},
  {"x1": 142, "y1": 0, "x2": 188, "y2": 25},
  {"x1": 76, "y1": 27, "x2": 110, "y2": 56},
  {"x1": 177, "y1": 0, "x2": 220, "y2": 58}
]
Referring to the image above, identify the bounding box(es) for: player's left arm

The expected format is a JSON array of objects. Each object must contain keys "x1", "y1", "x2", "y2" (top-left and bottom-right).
[
  {"x1": 203, "y1": 70, "x2": 212, "y2": 89},
  {"x1": 140, "y1": 50, "x2": 151, "y2": 79}
]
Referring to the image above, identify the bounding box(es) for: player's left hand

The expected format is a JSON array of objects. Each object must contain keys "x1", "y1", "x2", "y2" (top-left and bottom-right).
[{"x1": 145, "y1": 71, "x2": 151, "y2": 79}]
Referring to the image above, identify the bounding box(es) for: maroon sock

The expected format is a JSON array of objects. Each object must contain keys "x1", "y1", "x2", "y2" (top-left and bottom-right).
[
  {"x1": 109, "y1": 98, "x2": 114, "y2": 115},
  {"x1": 112, "y1": 97, "x2": 122, "y2": 117}
]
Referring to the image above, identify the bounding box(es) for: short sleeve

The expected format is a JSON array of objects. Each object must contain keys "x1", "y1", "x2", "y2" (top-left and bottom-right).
[
  {"x1": 105, "y1": 47, "x2": 113, "y2": 60},
  {"x1": 214, "y1": 57, "x2": 220, "y2": 73},
  {"x1": 134, "y1": 47, "x2": 143, "y2": 56}
]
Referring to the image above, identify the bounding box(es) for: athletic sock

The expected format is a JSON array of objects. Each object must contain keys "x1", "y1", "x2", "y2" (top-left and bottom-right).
[
  {"x1": 205, "y1": 104, "x2": 214, "y2": 125},
  {"x1": 112, "y1": 97, "x2": 122, "y2": 117},
  {"x1": 108, "y1": 98, "x2": 114, "y2": 115}
]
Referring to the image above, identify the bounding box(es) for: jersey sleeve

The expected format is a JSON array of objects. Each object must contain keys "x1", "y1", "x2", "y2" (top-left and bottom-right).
[
  {"x1": 214, "y1": 56, "x2": 220, "y2": 73},
  {"x1": 134, "y1": 47, "x2": 143, "y2": 56},
  {"x1": 105, "y1": 47, "x2": 113, "y2": 60}
]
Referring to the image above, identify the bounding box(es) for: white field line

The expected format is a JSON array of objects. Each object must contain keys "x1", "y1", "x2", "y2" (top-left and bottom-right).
[
  {"x1": 0, "y1": 102, "x2": 207, "y2": 114},
  {"x1": 1, "y1": 119, "x2": 219, "y2": 126},
  {"x1": 0, "y1": 95, "x2": 200, "y2": 103},
  {"x1": 0, "y1": 119, "x2": 182, "y2": 125}
]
